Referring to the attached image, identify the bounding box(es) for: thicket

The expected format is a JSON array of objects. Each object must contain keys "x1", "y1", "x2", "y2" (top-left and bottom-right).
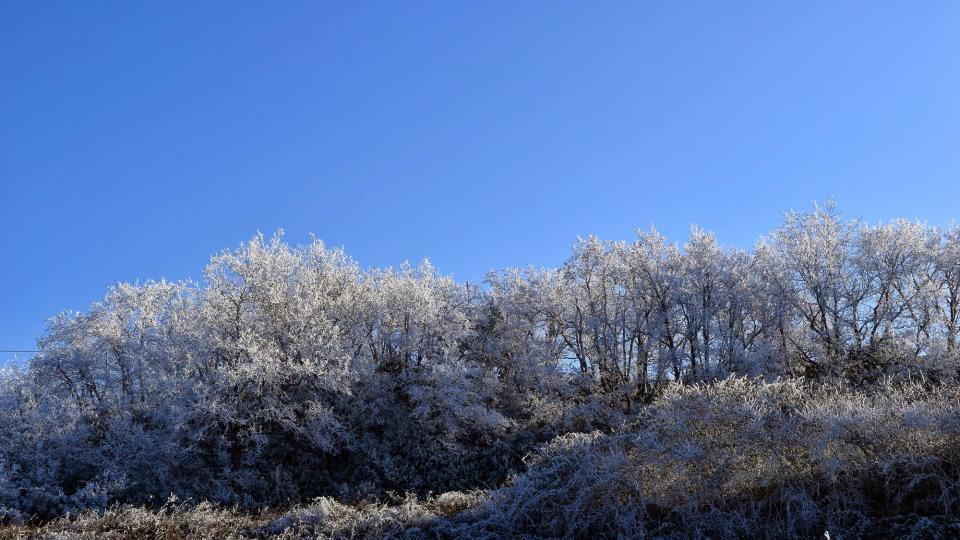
[{"x1": 2, "y1": 203, "x2": 960, "y2": 538}]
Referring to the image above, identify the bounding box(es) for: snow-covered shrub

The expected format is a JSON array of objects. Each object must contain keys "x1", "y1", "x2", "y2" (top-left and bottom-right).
[
  {"x1": 463, "y1": 376, "x2": 960, "y2": 538},
  {"x1": 348, "y1": 362, "x2": 515, "y2": 496}
]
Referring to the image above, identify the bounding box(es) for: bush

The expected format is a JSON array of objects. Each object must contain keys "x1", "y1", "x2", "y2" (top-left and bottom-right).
[{"x1": 461, "y1": 377, "x2": 960, "y2": 539}]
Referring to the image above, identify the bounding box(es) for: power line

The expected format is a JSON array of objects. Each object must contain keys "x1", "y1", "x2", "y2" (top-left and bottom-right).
[{"x1": 0, "y1": 350, "x2": 39, "y2": 353}]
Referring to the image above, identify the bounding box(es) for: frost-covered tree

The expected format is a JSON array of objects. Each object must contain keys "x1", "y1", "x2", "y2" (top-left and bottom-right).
[
  {"x1": 191, "y1": 233, "x2": 357, "y2": 504},
  {"x1": 2, "y1": 202, "x2": 960, "y2": 523}
]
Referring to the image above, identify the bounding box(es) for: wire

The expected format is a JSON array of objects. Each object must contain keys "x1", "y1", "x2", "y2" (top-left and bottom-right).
[{"x1": 0, "y1": 350, "x2": 39, "y2": 353}]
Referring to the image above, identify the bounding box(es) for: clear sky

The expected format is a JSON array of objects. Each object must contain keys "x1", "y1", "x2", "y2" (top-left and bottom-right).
[{"x1": 2, "y1": 2, "x2": 959, "y2": 360}]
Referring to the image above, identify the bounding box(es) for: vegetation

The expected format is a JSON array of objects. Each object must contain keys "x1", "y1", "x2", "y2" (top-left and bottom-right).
[{"x1": 3, "y1": 203, "x2": 960, "y2": 538}]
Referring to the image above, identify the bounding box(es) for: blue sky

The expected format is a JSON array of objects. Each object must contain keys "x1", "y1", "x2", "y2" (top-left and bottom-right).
[{"x1": 1, "y1": 1, "x2": 959, "y2": 359}]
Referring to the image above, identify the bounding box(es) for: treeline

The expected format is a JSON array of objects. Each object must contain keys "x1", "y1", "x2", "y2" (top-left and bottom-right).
[{"x1": 2, "y1": 202, "x2": 960, "y2": 530}]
